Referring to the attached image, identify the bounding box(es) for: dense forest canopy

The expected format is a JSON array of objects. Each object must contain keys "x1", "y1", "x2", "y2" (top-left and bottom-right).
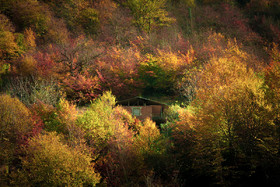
[{"x1": 1, "y1": 0, "x2": 280, "y2": 186}]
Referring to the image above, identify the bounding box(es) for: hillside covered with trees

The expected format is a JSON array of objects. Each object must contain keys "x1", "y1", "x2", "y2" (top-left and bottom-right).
[{"x1": 1, "y1": 0, "x2": 280, "y2": 186}]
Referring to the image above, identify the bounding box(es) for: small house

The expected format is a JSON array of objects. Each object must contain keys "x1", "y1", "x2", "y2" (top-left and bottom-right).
[{"x1": 116, "y1": 96, "x2": 168, "y2": 124}]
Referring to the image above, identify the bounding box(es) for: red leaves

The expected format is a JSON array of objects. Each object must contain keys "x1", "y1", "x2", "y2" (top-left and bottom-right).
[
  {"x1": 62, "y1": 74, "x2": 101, "y2": 105},
  {"x1": 18, "y1": 113, "x2": 44, "y2": 147},
  {"x1": 96, "y1": 46, "x2": 144, "y2": 99},
  {"x1": 33, "y1": 52, "x2": 55, "y2": 77}
]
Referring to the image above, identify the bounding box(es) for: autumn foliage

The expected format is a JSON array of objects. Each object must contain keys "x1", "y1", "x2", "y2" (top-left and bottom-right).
[
  {"x1": 11, "y1": 132, "x2": 100, "y2": 186},
  {"x1": 1, "y1": 0, "x2": 280, "y2": 186}
]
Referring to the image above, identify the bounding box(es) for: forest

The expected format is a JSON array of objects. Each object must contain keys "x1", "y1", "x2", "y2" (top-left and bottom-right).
[{"x1": 1, "y1": 0, "x2": 280, "y2": 186}]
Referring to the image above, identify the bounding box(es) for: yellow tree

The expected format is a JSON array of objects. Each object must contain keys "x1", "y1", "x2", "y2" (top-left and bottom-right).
[
  {"x1": 265, "y1": 43, "x2": 280, "y2": 154},
  {"x1": 76, "y1": 91, "x2": 117, "y2": 152},
  {"x1": 0, "y1": 94, "x2": 32, "y2": 166},
  {"x1": 188, "y1": 43, "x2": 275, "y2": 185},
  {"x1": 11, "y1": 132, "x2": 100, "y2": 186}
]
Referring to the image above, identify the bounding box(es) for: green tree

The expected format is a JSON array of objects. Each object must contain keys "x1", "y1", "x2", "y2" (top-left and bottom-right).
[
  {"x1": 138, "y1": 55, "x2": 170, "y2": 94},
  {"x1": 79, "y1": 8, "x2": 99, "y2": 35},
  {"x1": 126, "y1": 0, "x2": 175, "y2": 32},
  {"x1": 76, "y1": 91, "x2": 117, "y2": 151},
  {"x1": 43, "y1": 0, "x2": 99, "y2": 36}
]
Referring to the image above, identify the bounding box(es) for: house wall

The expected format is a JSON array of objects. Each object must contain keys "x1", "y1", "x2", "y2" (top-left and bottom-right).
[
  {"x1": 152, "y1": 105, "x2": 162, "y2": 117},
  {"x1": 122, "y1": 106, "x2": 153, "y2": 121}
]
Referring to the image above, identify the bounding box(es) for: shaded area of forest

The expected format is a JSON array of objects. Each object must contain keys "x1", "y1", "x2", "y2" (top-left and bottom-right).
[{"x1": 1, "y1": 0, "x2": 280, "y2": 186}]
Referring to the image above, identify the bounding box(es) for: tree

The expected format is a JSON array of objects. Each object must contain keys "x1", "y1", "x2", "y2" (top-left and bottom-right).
[
  {"x1": 11, "y1": 132, "x2": 100, "y2": 186},
  {"x1": 0, "y1": 14, "x2": 20, "y2": 61},
  {"x1": 43, "y1": 0, "x2": 99, "y2": 36},
  {"x1": 79, "y1": 8, "x2": 99, "y2": 35},
  {"x1": 265, "y1": 43, "x2": 280, "y2": 155},
  {"x1": 138, "y1": 50, "x2": 192, "y2": 95},
  {"x1": 76, "y1": 91, "x2": 117, "y2": 152},
  {"x1": 10, "y1": 0, "x2": 51, "y2": 37},
  {"x1": 0, "y1": 94, "x2": 32, "y2": 166},
  {"x1": 56, "y1": 36, "x2": 102, "y2": 77},
  {"x1": 138, "y1": 55, "x2": 171, "y2": 94},
  {"x1": 62, "y1": 74, "x2": 101, "y2": 105},
  {"x1": 50, "y1": 36, "x2": 103, "y2": 104},
  {"x1": 126, "y1": 0, "x2": 175, "y2": 32},
  {"x1": 96, "y1": 45, "x2": 143, "y2": 99},
  {"x1": 0, "y1": 14, "x2": 18, "y2": 86},
  {"x1": 181, "y1": 44, "x2": 276, "y2": 185}
]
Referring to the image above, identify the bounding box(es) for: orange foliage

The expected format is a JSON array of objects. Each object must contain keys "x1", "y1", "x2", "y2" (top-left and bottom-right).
[
  {"x1": 62, "y1": 74, "x2": 101, "y2": 105},
  {"x1": 23, "y1": 28, "x2": 36, "y2": 50},
  {"x1": 17, "y1": 55, "x2": 37, "y2": 76}
]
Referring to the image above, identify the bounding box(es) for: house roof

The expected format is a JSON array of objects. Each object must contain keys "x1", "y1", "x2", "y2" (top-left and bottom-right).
[{"x1": 117, "y1": 96, "x2": 168, "y2": 108}]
